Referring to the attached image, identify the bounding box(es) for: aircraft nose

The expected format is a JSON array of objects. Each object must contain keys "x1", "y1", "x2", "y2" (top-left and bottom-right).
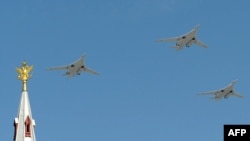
[
  {"x1": 195, "y1": 24, "x2": 200, "y2": 30},
  {"x1": 232, "y1": 80, "x2": 238, "y2": 83}
]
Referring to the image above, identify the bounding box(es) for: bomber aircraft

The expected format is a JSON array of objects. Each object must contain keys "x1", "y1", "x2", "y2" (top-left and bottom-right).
[
  {"x1": 197, "y1": 80, "x2": 243, "y2": 101},
  {"x1": 156, "y1": 24, "x2": 208, "y2": 50},
  {"x1": 48, "y1": 54, "x2": 99, "y2": 77}
]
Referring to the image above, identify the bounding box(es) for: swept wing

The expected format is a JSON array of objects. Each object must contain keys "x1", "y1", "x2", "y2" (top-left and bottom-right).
[
  {"x1": 197, "y1": 90, "x2": 219, "y2": 95},
  {"x1": 48, "y1": 65, "x2": 69, "y2": 70},
  {"x1": 232, "y1": 91, "x2": 243, "y2": 98},
  {"x1": 156, "y1": 37, "x2": 179, "y2": 42},
  {"x1": 195, "y1": 40, "x2": 208, "y2": 48},
  {"x1": 84, "y1": 67, "x2": 99, "y2": 75}
]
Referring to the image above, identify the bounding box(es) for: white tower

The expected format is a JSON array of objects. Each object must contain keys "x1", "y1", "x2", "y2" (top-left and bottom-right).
[{"x1": 13, "y1": 62, "x2": 36, "y2": 141}]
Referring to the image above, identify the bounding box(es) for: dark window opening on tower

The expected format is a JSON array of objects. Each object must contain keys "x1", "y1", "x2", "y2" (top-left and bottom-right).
[
  {"x1": 26, "y1": 124, "x2": 30, "y2": 132},
  {"x1": 25, "y1": 116, "x2": 31, "y2": 137}
]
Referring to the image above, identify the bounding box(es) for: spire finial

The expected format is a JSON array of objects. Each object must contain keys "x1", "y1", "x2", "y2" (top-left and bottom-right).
[{"x1": 16, "y1": 61, "x2": 33, "y2": 91}]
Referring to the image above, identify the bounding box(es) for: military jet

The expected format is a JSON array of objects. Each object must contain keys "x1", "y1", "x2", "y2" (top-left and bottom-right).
[
  {"x1": 198, "y1": 80, "x2": 243, "y2": 100},
  {"x1": 156, "y1": 24, "x2": 208, "y2": 50},
  {"x1": 48, "y1": 54, "x2": 99, "y2": 77}
]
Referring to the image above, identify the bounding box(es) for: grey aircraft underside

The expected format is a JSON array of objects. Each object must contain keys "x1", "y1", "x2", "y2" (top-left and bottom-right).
[
  {"x1": 48, "y1": 54, "x2": 99, "y2": 77},
  {"x1": 156, "y1": 24, "x2": 208, "y2": 50},
  {"x1": 198, "y1": 80, "x2": 243, "y2": 101}
]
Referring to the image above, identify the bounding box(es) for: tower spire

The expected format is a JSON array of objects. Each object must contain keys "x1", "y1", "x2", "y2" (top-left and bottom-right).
[{"x1": 14, "y1": 61, "x2": 36, "y2": 141}]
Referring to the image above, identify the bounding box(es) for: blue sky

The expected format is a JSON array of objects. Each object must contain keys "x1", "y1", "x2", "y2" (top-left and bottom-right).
[{"x1": 0, "y1": 0, "x2": 250, "y2": 141}]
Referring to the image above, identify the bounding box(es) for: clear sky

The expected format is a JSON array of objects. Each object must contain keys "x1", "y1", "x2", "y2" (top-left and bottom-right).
[{"x1": 0, "y1": 0, "x2": 249, "y2": 141}]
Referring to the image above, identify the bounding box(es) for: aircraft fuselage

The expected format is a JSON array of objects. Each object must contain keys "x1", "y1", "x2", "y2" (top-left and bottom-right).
[
  {"x1": 214, "y1": 85, "x2": 234, "y2": 99},
  {"x1": 176, "y1": 29, "x2": 197, "y2": 48}
]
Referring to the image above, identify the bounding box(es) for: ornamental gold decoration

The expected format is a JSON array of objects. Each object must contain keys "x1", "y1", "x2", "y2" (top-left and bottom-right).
[{"x1": 16, "y1": 61, "x2": 33, "y2": 91}]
